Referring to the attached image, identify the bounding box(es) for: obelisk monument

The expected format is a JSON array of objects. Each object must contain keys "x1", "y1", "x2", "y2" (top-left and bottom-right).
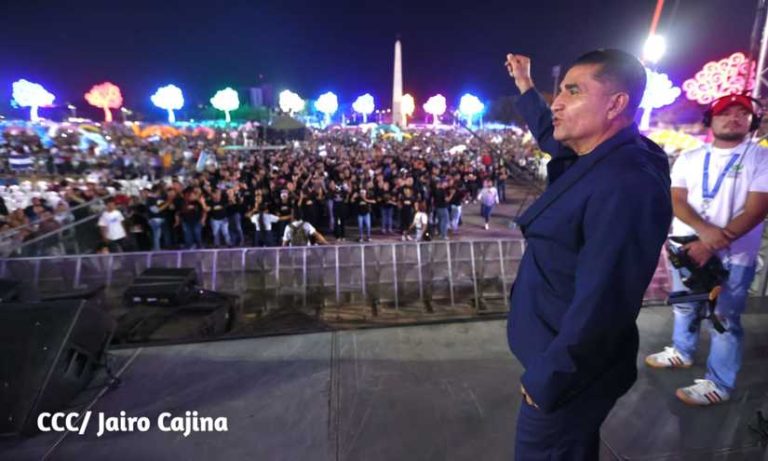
[{"x1": 392, "y1": 39, "x2": 403, "y2": 127}]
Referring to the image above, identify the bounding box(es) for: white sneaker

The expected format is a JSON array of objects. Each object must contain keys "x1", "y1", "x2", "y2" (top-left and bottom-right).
[
  {"x1": 484, "y1": 223, "x2": 489, "y2": 230},
  {"x1": 644, "y1": 346, "x2": 693, "y2": 368},
  {"x1": 676, "y1": 379, "x2": 730, "y2": 406}
]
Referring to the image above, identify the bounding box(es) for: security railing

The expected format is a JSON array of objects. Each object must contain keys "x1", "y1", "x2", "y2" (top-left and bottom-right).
[
  {"x1": 0, "y1": 238, "x2": 672, "y2": 312},
  {"x1": 1, "y1": 197, "x2": 105, "y2": 257}
]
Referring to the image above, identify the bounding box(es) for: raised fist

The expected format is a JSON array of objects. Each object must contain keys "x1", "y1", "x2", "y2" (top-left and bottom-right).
[{"x1": 505, "y1": 54, "x2": 534, "y2": 94}]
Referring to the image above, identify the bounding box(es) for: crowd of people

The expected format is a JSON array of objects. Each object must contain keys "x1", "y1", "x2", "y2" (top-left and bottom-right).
[{"x1": 0, "y1": 122, "x2": 549, "y2": 254}]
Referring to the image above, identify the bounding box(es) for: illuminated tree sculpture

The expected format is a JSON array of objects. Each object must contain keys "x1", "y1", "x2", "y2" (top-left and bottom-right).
[
  {"x1": 12, "y1": 79, "x2": 55, "y2": 122},
  {"x1": 151, "y1": 84, "x2": 184, "y2": 124},
  {"x1": 683, "y1": 52, "x2": 756, "y2": 105},
  {"x1": 423, "y1": 94, "x2": 447, "y2": 126},
  {"x1": 459, "y1": 93, "x2": 485, "y2": 127},
  {"x1": 84, "y1": 82, "x2": 123, "y2": 123},
  {"x1": 352, "y1": 94, "x2": 375, "y2": 123},
  {"x1": 401, "y1": 94, "x2": 415, "y2": 126},
  {"x1": 639, "y1": 69, "x2": 681, "y2": 130},
  {"x1": 278, "y1": 90, "x2": 305, "y2": 115},
  {"x1": 314, "y1": 92, "x2": 339, "y2": 126},
  {"x1": 210, "y1": 87, "x2": 240, "y2": 122}
]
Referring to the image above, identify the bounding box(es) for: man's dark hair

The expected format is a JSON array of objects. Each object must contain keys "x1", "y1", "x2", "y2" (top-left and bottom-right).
[{"x1": 572, "y1": 49, "x2": 647, "y2": 117}]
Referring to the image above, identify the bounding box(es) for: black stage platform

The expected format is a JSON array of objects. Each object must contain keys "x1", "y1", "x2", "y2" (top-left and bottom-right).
[{"x1": 2, "y1": 301, "x2": 767, "y2": 460}]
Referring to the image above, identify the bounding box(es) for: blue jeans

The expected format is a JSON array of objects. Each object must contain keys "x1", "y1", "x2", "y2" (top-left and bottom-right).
[
  {"x1": 496, "y1": 180, "x2": 507, "y2": 202},
  {"x1": 228, "y1": 213, "x2": 244, "y2": 246},
  {"x1": 357, "y1": 213, "x2": 371, "y2": 240},
  {"x1": 149, "y1": 217, "x2": 164, "y2": 251},
  {"x1": 211, "y1": 218, "x2": 231, "y2": 247},
  {"x1": 435, "y1": 207, "x2": 449, "y2": 238},
  {"x1": 327, "y1": 199, "x2": 335, "y2": 231},
  {"x1": 481, "y1": 204, "x2": 494, "y2": 223},
  {"x1": 182, "y1": 221, "x2": 203, "y2": 249},
  {"x1": 671, "y1": 263, "x2": 756, "y2": 392},
  {"x1": 450, "y1": 205, "x2": 462, "y2": 231},
  {"x1": 380, "y1": 207, "x2": 394, "y2": 233}
]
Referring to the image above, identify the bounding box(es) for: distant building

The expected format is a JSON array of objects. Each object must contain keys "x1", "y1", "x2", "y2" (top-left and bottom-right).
[{"x1": 247, "y1": 85, "x2": 274, "y2": 108}]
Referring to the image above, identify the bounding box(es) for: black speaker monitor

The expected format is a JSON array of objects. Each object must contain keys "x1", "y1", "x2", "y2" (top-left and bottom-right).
[{"x1": 0, "y1": 300, "x2": 114, "y2": 434}]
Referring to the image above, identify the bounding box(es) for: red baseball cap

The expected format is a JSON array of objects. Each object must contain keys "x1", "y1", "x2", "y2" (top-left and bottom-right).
[{"x1": 710, "y1": 94, "x2": 757, "y2": 116}]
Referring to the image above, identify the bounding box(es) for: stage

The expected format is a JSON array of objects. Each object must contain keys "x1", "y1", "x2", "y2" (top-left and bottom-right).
[{"x1": 2, "y1": 302, "x2": 767, "y2": 460}]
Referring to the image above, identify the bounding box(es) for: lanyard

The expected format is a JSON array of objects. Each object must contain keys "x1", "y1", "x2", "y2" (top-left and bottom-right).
[{"x1": 702, "y1": 150, "x2": 740, "y2": 202}]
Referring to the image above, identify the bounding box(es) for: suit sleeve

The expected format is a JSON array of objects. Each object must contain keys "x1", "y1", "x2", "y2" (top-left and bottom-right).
[
  {"x1": 520, "y1": 174, "x2": 670, "y2": 412},
  {"x1": 514, "y1": 89, "x2": 575, "y2": 161},
  {"x1": 515, "y1": 90, "x2": 578, "y2": 184}
]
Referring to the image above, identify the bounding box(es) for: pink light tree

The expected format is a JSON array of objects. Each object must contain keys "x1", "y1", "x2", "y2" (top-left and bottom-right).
[{"x1": 85, "y1": 82, "x2": 123, "y2": 122}]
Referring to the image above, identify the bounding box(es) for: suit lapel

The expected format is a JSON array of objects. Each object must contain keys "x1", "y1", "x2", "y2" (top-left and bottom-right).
[{"x1": 516, "y1": 125, "x2": 641, "y2": 230}]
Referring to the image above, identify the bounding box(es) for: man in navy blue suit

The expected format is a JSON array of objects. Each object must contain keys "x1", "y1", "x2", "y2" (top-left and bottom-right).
[{"x1": 504, "y1": 50, "x2": 673, "y2": 460}]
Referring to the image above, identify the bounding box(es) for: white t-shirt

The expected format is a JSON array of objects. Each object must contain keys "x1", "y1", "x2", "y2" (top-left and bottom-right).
[
  {"x1": 478, "y1": 187, "x2": 499, "y2": 206},
  {"x1": 250, "y1": 213, "x2": 279, "y2": 231},
  {"x1": 282, "y1": 220, "x2": 317, "y2": 245},
  {"x1": 413, "y1": 212, "x2": 428, "y2": 229},
  {"x1": 98, "y1": 209, "x2": 126, "y2": 241},
  {"x1": 670, "y1": 141, "x2": 768, "y2": 266}
]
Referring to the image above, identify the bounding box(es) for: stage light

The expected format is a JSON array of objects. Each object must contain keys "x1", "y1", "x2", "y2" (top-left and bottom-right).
[{"x1": 643, "y1": 34, "x2": 667, "y2": 64}]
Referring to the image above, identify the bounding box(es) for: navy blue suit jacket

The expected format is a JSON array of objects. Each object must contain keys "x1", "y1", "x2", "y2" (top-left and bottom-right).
[{"x1": 507, "y1": 90, "x2": 673, "y2": 413}]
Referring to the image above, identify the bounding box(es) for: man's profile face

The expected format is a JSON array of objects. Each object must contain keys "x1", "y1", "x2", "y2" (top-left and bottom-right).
[
  {"x1": 711, "y1": 105, "x2": 752, "y2": 142},
  {"x1": 551, "y1": 64, "x2": 618, "y2": 148}
]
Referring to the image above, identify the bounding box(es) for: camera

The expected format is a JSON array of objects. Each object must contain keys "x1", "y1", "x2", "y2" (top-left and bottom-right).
[{"x1": 666, "y1": 235, "x2": 729, "y2": 333}]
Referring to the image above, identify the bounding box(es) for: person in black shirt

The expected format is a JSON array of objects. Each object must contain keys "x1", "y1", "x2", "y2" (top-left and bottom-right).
[
  {"x1": 145, "y1": 185, "x2": 168, "y2": 251},
  {"x1": 180, "y1": 188, "x2": 207, "y2": 249},
  {"x1": 433, "y1": 180, "x2": 450, "y2": 239},
  {"x1": 331, "y1": 181, "x2": 349, "y2": 241},
  {"x1": 379, "y1": 182, "x2": 396, "y2": 234},
  {"x1": 299, "y1": 187, "x2": 321, "y2": 232},
  {"x1": 226, "y1": 187, "x2": 245, "y2": 246},
  {"x1": 351, "y1": 188, "x2": 375, "y2": 242},
  {"x1": 399, "y1": 186, "x2": 416, "y2": 241},
  {"x1": 273, "y1": 189, "x2": 294, "y2": 245},
  {"x1": 311, "y1": 185, "x2": 325, "y2": 231},
  {"x1": 164, "y1": 189, "x2": 184, "y2": 249},
  {"x1": 126, "y1": 202, "x2": 150, "y2": 252},
  {"x1": 449, "y1": 178, "x2": 467, "y2": 234},
  {"x1": 496, "y1": 162, "x2": 509, "y2": 203},
  {"x1": 207, "y1": 188, "x2": 231, "y2": 247}
]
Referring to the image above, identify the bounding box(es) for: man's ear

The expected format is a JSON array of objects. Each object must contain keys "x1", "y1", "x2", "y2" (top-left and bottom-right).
[{"x1": 607, "y1": 92, "x2": 630, "y2": 120}]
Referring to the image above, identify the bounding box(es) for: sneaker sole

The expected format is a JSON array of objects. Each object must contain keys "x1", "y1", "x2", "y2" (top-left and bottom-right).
[
  {"x1": 675, "y1": 388, "x2": 727, "y2": 406},
  {"x1": 644, "y1": 356, "x2": 692, "y2": 369}
]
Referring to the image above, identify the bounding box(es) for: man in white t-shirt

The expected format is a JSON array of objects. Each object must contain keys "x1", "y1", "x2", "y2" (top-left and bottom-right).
[
  {"x1": 97, "y1": 197, "x2": 128, "y2": 252},
  {"x1": 646, "y1": 94, "x2": 768, "y2": 405}
]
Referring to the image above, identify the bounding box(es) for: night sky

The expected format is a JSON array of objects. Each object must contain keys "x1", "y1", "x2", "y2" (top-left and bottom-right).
[{"x1": 0, "y1": 0, "x2": 758, "y2": 121}]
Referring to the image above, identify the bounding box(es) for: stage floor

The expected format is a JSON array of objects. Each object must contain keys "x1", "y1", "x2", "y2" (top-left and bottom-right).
[{"x1": 2, "y1": 302, "x2": 767, "y2": 460}]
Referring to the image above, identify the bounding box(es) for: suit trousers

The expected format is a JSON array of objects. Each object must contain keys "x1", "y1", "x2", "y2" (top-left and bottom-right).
[{"x1": 514, "y1": 389, "x2": 617, "y2": 461}]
